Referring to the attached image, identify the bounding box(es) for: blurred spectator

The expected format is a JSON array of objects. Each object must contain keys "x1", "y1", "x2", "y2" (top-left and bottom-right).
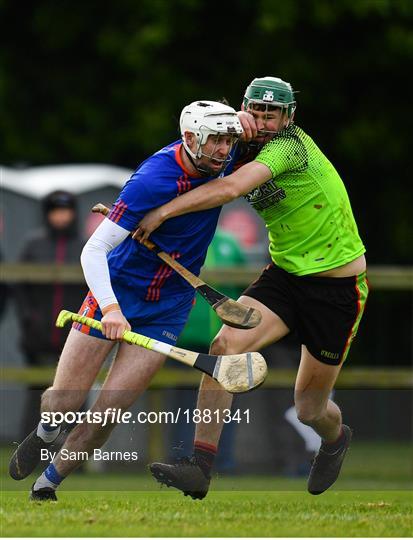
[
  {"x1": 15, "y1": 190, "x2": 87, "y2": 435},
  {"x1": 220, "y1": 208, "x2": 259, "y2": 248}
]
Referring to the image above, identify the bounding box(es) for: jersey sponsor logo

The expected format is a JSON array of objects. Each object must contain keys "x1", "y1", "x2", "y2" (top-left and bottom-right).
[{"x1": 245, "y1": 179, "x2": 286, "y2": 211}]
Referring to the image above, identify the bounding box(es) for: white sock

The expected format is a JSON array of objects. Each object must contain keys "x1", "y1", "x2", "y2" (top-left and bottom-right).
[
  {"x1": 33, "y1": 471, "x2": 58, "y2": 491},
  {"x1": 37, "y1": 422, "x2": 61, "y2": 443}
]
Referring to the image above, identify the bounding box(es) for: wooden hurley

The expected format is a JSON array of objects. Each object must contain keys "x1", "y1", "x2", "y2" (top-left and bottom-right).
[
  {"x1": 56, "y1": 310, "x2": 267, "y2": 393},
  {"x1": 91, "y1": 203, "x2": 262, "y2": 330}
]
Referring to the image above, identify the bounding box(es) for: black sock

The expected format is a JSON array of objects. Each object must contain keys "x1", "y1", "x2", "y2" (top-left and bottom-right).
[
  {"x1": 193, "y1": 441, "x2": 217, "y2": 477},
  {"x1": 321, "y1": 427, "x2": 345, "y2": 454}
]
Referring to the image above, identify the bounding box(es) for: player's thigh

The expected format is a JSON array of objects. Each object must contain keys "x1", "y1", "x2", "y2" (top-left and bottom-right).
[
  {"x1": 92, "y1": 343, "x2": 166, "y2": 411},
  {"x1": 294, "y1": 345, "x2": 342, "y2": 419},
  {"x1": 43, "y1": 329, "x2": 114, "y2": 413},
  {"x1": 52, "y1": 328, "x2": 114, "y2": 391},
  {"x1": 211, "y1": 295, "x2": 290, "y2": 355}
]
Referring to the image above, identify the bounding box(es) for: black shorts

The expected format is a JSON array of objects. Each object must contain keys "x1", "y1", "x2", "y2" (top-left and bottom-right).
[{"x1": 243, "y1": 263, "x2": 369, "y2": 366}]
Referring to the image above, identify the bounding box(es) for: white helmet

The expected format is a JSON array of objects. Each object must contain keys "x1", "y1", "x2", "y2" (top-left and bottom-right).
[{"x1": 180, "y1": 101, "x2": 243, "y2": 161}]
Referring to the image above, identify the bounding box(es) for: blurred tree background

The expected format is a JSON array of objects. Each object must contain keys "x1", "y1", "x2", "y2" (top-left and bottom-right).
[{"x1": 0, "y1": 0, "x2": 412, "y2": 265}]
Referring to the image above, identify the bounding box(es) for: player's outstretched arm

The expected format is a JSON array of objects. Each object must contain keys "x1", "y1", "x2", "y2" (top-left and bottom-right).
[
  {"x1": 81, "y1": 218, "x2": 132, "y2": 339},
  {"x1": 134, "y1": 161, "x2": 271, "y2": 242}
]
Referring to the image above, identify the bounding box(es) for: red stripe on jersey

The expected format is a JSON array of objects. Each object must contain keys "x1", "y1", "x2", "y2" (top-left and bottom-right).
[
  {"x1": 114, "y1": 200, "x2": 127, "y2": 223},
  {"x1": 156, "y1": 267, "x2": 174, "y2": 299},
  {"x1": 153, "y1": 264, "x2": 171, "y2": 301},
  {"x1": 177, "y1": 175, "x2": 184, "y2": 194},
  {"x1": 109, "y1": 200, "x2": 128, "y2": 224},
  {"x1": 176, "y1": 174, "x2": 191, "y2": 194},
  {"x1": 146, "y1": 263, "x2": 167, "y2": 301},
  {"x1": 183, "y1": 173, "x2": 191, "y2": 192},
  {"x1": 145, "y1": 252, "x2": 181, "y2": 302},
  {"x1": 109, "y1": 201, "x2": 121, "y2": 222}
]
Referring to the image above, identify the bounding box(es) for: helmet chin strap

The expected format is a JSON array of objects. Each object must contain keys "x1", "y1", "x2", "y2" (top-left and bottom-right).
[
  {"x1": 183, "y1": 147, "x2": 216, "y2": 176},
  {"x1": 183, "y1": 146, "x2": 231, "y2": 177}
]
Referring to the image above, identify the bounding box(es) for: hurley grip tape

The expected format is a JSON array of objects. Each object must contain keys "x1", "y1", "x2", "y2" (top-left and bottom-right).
[{"x1": 59, "y1": 311, "x2": 156, "y2": 351}]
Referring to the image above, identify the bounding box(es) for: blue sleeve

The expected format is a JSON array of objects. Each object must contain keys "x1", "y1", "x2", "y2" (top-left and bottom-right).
[{"x1": 108, "y1": 162, "x2": 159, "y2": 231}]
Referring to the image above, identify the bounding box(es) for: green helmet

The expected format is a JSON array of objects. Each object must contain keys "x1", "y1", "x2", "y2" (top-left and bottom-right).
[{"x1": 243, "y1": 76, "x2": 296, "y2": 118}]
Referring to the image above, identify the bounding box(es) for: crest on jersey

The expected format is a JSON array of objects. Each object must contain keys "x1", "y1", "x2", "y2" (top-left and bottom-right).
[{"x1": 262, "y1": 90, "x2": 274, "y2": 102}]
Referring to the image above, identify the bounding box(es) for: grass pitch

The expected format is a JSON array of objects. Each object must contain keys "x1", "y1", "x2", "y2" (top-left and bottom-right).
[
  {"x1": 1, "y1": 442, "x2": 412, "y2": 537},
  {"x1": 1, "y1": 489, "x2": 412, "y2": 537}
]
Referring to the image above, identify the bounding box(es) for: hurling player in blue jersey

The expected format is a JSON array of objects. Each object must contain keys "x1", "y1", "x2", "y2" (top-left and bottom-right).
[{"x1": 9, "y1": 101, "x2": 243, "y2": 501}]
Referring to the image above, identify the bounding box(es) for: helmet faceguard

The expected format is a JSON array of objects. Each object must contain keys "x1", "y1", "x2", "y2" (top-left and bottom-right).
[
  {"x1": 180, "y1": 101, "x2": 243, "y2": 175},
  {"x1": 243, "y1": 77, "x2": 296, "y2": 140}
]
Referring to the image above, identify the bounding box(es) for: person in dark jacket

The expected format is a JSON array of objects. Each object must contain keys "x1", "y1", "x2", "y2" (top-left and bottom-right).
[{"x1": 15, "y1": 190, "x2": 87, "y2": 435}]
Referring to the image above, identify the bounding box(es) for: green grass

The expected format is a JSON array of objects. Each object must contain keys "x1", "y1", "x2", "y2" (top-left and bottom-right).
[
  {"x1": 1, "y1": 441, "x2": 412, "y2": 537},
  {"x1": 1, "y1": 490, "x2": 412, "y2": 537}
]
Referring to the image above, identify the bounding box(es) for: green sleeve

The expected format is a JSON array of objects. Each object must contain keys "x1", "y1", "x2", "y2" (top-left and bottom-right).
[{"x1": 255, "y1": 131, "x2": 308, "y2": 177}]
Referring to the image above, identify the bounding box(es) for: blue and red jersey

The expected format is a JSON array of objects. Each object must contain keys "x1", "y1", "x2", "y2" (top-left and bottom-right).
[{"x1": 107, "y1": 141, "x2": 237, "y2": 302}]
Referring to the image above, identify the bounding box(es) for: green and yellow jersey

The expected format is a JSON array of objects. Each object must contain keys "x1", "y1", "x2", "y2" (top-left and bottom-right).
[{"x1": 250, "y1": 124, "x2": 365, "y2": 275}]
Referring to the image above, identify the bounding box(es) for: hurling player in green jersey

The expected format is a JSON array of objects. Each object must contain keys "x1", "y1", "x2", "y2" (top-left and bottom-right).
[{"x1": 135, "y1": 77, "x2": 369, "y2": 499}]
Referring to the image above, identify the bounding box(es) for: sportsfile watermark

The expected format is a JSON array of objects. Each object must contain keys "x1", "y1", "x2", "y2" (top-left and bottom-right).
[
  {"x1": 40, "y1": 408, "x2": 251, "y2": 428},
  {"x1": 4, "y1": 387, "x2": 410, "y2": 493}
]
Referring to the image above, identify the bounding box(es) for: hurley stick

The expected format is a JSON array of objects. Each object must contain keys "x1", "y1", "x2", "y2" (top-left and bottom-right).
[
  {"x1": 57, "y1": 310, "x2": 267, "y2": 393},
  {"x1": 92, "y1": 203, "x2": 262, "y2": 330}
]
